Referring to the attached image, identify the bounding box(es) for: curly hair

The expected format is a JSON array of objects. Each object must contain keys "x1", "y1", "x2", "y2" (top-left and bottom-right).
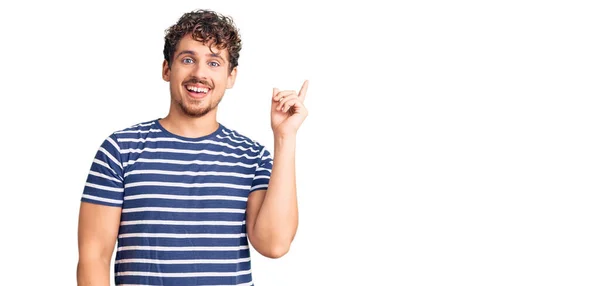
[{"x1": 163, "y1": 9, "x2": 242, "y2": 72}]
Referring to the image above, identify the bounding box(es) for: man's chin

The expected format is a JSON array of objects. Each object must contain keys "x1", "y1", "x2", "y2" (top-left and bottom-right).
[
  {"x1": 183, "y1": 108, "x2": 211, "y2": 118},
  {"x1": 176, "y1": 101, "x2": 210, "y2": 117}
]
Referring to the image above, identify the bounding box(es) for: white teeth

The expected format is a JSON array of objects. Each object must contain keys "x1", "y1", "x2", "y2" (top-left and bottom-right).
[{"x1": 186, "y1": 86, "x2": 209, "y2": 93}]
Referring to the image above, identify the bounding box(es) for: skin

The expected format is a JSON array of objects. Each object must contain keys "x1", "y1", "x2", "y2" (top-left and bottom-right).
[{"x1": 77, "y1": 33, "x2": 308, "y2": 285}]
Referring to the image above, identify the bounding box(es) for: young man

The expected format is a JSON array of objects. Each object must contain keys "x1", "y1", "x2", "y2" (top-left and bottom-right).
[{"x1": 77, "y1": 9, "x2": 308, "y2": 286}]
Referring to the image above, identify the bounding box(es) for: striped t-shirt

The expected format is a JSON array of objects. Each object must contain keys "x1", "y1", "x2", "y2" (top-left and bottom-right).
[{"x1": 81, "y1": 119, "x2": 273, "y2": 286}]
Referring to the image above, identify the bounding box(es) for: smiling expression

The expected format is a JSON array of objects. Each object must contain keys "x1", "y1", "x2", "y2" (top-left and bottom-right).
[{"x1": 162, "y1": 34, "x2": 237, "y2": 118}]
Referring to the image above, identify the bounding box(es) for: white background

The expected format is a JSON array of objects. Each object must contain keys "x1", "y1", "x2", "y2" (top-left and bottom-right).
[{"x1": 0, "y1": 0, "x2": 599, "y2": 285}]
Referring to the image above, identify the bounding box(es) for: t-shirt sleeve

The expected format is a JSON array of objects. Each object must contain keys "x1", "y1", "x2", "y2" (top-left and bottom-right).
[
  {"x1": 250, "y1": 147, "x2": 273, "y2": 193},
  {"x1": 81, "y1": 134, "x2": 124, "y2": 207}
]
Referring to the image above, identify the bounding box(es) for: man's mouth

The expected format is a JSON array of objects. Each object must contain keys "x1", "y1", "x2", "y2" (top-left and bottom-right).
[
  {"x1": 185, "y1": 85, "x2": 210, "y2": 98},
  {"x1": 185, "y1": 85, "x2": 210, "y2": 94}
]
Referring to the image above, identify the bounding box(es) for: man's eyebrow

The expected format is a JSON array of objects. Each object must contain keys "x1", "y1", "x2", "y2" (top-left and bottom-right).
[
  {"x1": 206, "y1": 53, "x2": 225, "y2": 62},
  {"x1": 175, "y1": 50, "x2": 196, "y2": 58}
]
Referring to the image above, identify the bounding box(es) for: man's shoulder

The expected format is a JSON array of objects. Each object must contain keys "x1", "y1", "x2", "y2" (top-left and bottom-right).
[
  {"x1": 218, "y1": 124, "x2": 268, "y2": 151},
  {"x1": 113, "y1": 119, "x2": 160, "y2": 134},
  {"x1": 108, "y1": 119, "x2": 160, "y2": 137}
]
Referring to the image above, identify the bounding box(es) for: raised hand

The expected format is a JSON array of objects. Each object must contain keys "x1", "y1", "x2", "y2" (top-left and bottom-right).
[{"x1": 270, "y1": 80, "x2": 309, "y2": 138}]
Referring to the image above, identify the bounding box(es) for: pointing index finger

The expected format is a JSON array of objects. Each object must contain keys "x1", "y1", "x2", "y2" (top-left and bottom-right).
[{"x1": 298, "y1": 80, "x2": 309, "y2": 101}]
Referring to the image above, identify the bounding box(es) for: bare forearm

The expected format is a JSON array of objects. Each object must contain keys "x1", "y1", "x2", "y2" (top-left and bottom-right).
[
  {"x1": 253, "y1": 135, "x2": 299, "y2": 251},
  {"x1": 77, "y1": 259, "x2": 111, "y2": 286}
]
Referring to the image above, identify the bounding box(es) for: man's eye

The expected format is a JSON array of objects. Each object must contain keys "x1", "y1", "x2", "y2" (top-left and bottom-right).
[
  {"x1": 183, "y1": 58, "x2": 194, "y2": 64},
  {"x1": 209, "y1": 62, "x2": 220, "y2": 67}
]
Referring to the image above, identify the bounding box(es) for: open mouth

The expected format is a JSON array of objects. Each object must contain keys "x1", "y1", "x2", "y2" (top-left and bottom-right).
[{"x1": 185, "y1": 85, "x2": 210, "y2": 98}]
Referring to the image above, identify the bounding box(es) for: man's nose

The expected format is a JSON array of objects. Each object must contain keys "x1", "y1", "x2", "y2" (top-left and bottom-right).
[{"x1": 192, "y1": 62, "x2": 209, "y2": 79}]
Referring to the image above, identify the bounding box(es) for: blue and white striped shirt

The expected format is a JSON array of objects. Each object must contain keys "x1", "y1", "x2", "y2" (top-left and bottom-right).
[{"x1": 81, "y1": 119, "x2": 273, "y2": 285}]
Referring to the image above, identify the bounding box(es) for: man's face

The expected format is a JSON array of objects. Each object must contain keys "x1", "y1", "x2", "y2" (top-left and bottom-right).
[{"x1": 162, "y1": 34, "x2": 237, "y2": 118}]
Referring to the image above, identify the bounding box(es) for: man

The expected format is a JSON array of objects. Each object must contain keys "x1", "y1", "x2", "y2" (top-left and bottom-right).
[{"x1": 77, "y1": 9, "x2": 308, "y2": 285}]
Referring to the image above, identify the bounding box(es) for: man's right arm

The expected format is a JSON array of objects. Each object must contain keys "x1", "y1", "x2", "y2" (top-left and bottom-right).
[{"x1": 77, "y1": 202, "x2": 122, "y2": 286}]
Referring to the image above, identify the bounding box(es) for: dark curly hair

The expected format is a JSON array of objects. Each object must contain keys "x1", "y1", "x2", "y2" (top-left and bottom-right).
[{"x1": 163, "y1": 9, "x2": 242, "y2": 73}]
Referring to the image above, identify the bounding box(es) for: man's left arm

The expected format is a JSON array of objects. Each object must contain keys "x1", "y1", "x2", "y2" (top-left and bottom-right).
[{"x1": 246, "y1": 80, "x2": 309, "y2": 258}]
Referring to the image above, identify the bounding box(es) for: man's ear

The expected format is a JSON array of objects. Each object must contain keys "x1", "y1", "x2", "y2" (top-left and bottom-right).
[
  {"x1": 162, "y1": 60, "x2": 170, "y2": 81},
  {"x1": 226, "y1": 67, "x2": 237, "y2": 89}
]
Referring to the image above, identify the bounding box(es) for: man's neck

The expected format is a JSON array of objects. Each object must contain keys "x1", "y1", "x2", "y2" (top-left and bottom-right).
[{"x1": 159, "y1": 111, "x2": 219, "y2": 139}]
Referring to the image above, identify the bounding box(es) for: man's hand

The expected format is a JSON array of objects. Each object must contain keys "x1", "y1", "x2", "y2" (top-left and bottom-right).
[{"x1": 271, "y1": 80, "x2": 309, "y2": 137}]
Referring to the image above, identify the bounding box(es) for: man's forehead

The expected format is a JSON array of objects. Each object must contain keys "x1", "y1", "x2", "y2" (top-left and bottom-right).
[{"x1": 176, "y1": 34, "x2": 228, "y2": 57}]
